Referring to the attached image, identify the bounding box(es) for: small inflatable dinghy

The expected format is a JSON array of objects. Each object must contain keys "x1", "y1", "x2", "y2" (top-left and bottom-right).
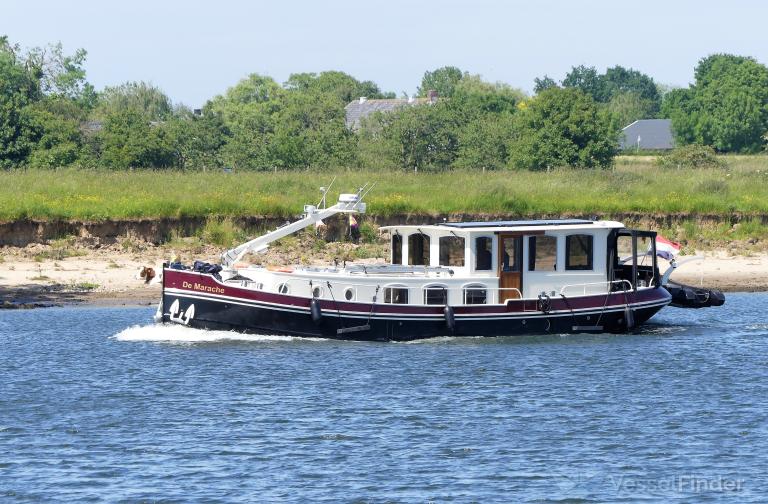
[{"x1": 663, "y1": 280, "x2": 726, "y2": 309}]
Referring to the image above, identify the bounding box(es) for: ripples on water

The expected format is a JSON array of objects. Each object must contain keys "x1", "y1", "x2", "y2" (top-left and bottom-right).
[{"x1": 1, "y1": 293, "x2": 768, "y2": 502}]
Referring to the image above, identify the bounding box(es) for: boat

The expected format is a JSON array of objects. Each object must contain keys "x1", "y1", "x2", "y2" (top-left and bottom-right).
[{"x1": 156, "y1": 185, "x2": 724, "y2": 341}]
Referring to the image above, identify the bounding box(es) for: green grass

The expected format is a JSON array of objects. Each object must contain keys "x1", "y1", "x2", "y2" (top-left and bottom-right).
[
  {"x1": 1, "y1": 157, "x2": 768, "y2": 221},
  {"x1": 72, "y1": 282, "x2": 99, "y2": 291}
]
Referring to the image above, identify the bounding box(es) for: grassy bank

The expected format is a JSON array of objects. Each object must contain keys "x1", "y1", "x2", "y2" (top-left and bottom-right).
[{"x1": 2, "y1": 157, "x2": 768, "y2": 221}]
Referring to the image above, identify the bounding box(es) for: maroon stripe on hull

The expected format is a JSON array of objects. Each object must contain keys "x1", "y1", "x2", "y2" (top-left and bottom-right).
[{"x1": 163, "y1": 268, "x2": 671, "y2": 316}]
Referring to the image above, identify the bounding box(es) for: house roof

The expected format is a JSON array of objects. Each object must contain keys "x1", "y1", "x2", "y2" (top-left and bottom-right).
[
  {"x1": 344, "y1": 97, "x2": 431, "y2": 130},
  {"x1": 619, "y1": 119, "x2": 674, "y2": 150}
]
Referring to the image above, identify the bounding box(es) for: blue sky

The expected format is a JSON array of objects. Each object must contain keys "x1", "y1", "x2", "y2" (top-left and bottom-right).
[{"x1": 4, "y1": 0, "x2": 767, "y2": 107}]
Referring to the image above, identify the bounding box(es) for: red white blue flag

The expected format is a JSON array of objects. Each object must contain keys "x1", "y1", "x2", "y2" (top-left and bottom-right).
[{"x1": 655, "y1": 235, "x2": 681, "y2": 261}]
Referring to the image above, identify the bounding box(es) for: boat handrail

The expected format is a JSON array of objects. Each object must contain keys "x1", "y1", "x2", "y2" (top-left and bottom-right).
[
  {"x1": 276, "y1": 277, "x2": 526, "y2": 304},
  {"x1": 344, "y1": 264, "x2": 455, "y2": 276},
  {"x1": 559, "y1": 279, "x2": 633, "y2": 296}
]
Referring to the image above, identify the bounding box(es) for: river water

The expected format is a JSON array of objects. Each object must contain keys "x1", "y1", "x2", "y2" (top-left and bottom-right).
[{"x1": 1, "y1": 293, "x2": 767, "y2": 502}]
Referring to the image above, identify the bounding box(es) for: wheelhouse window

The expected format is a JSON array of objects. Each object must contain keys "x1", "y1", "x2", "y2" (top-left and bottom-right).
[
  {"x1": 408, "y1": 234, "x2": 430, "y2": 266},
  {"x1": 528, "y1": 235, "x2": 557, "y2": 271},
  {"x1": 566, "y1": 234, "x2": 593, "y2": 270},
  {"x1": 384, "y1": 286, "x2": 409, "y2": 304},
  {"x1": 475, "y1": 237, "x2": 492, "y2": 271},
  {"x1": 423, "y1": 286, "x2": 448, "y2": 305},
  {"x1": 391, "y1": 234, "x2": 402, "y2": 265},
  {"x1": 464, "y1": 285, "x2": 487, "y2": 305},
  {"x1": 439, "y1": 236, "x2": 465, "y2": 267}
]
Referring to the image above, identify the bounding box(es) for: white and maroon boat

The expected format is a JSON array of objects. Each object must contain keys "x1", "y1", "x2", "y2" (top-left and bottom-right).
[{"x1": 157, "y1": 187, "x2": 723, "y2": 341}]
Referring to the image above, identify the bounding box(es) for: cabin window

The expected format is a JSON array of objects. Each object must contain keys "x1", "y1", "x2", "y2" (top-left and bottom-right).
[
  {"x1": 277, "y1": 283, "x2": 290, "y2": 294},
  {"x1": 424, "y1": 286, "x2": 448, "y2": 305},
  {"x1": 439, "y1": 236, "x2": 465, "y2": 267},
  {"x1": 344, "y1": 287, "x2": 355, "y2": 301},
  {"x1": 312, "y1": 286, "x2": 324, "y2": 298},
  {"x1": 408, "y1": 234, "x2": 430, "y2": 266},
  {"x1": 528, "y1": 236, "x2": 557, "y2": 271},
  {"x1": 391, "y1": 234, "x2": 402, "y2": 264},
  {"x1": 464, "y1": 285, "x2": 487, "y2": 305},
  {"x1": 384, "y1": 286, "x2": 409, "y2": 304},
  {"x1": 500, "y1": 236, "x2": 521, "y2": 272},
  {"x1": 475, "y1": 237, "x2": 492, "y2": 271},
  {"x1": 566, "y1": 234, "x2": 594, "y2": 270}
]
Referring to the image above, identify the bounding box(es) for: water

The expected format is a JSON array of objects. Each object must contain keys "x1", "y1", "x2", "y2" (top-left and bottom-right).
[{"x1": 1, "y1": 294, "x2": 767, "y2": 503}]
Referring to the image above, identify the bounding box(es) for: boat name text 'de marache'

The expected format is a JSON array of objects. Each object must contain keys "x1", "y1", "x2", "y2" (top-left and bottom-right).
[{"x1": 182, "y1": 281, "x2": 226, "y2": 295}]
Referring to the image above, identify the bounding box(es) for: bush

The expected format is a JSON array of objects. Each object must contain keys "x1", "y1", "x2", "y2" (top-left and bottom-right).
[
  {"x1": 200, "y1": 217, "x2": 242, "y2": 247},
  {"x1": 656, "y1": 145, "x2": 725, "y2": 169}
]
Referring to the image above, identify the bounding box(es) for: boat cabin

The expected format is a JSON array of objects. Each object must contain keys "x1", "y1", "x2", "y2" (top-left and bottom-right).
[{"x1": 378, "y1": 219, "x2": 660, "y2": 304}]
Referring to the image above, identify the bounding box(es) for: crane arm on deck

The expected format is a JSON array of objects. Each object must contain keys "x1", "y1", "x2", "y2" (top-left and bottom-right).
[{"x1": 220, "y1": 189, "x2": 368, "y2": 269}]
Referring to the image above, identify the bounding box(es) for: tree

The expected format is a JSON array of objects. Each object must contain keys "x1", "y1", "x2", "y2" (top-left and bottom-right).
[
  {"x1": 601, "y1": 65, "x2": 660, "y2": 114},
  {"x1": 561, "y1": 65, "x2": 603, "y2": 101},
  {"x1": 453, "y1": 113, "x2": 514, "y2": 170},
  {"x1": 559, "y1": 64, "x2": 661, "y2": 115},
  {"x1": 660, "y1": 88, "x2": 697, "y2": 145},
  {"x1": 214, "y1": 73, "x2": 283, "y2": 108},
  {"x1": 97, "y1": 107, "x2": 174, "y2": 168},
  {"x1": 24, "y1": 97, "x2": 86, "y2": 167},
  {"x1": 23, "y1": 42, "x2": 96, "y2": 107},
  {"x1": 533, "y1": 75, "x2": 558, "y2": 94},
  {"x1": 269, "y1": 90, "x2": 356, "y2": 168},
  {"x1": 0, "y1": 38, "x2": 38, "y2": 168},
  {"x1": 164, "y1": 107, "x2": 227, "y2": 170},
  {"x1": 417, "y1": 66, "x2": 464, "y2": 98},
  {"x1": 449, "y1": 75, "x2": 525, "y2": 118},
  {"x1": 607, "y1": 91, "x2": 658, "y2": 129},
  {"x1": 204, "y1": 74, "x2": 283, "y2": 170},
  {"x1": 363, "y1": 102, "x2": 460, "y2": 171},
  {"x1": 284, "y1": 71, "x2": 393, "y2": 104},
  {"x1": 663, "y1": 54, "x2": 768, "y2": 152},
  {"x1": 507, "y1": 88, "x2": 617, "y2": 170},
  {"x1": 95, "y1": 81, "x2": 173, "y2": 121}
]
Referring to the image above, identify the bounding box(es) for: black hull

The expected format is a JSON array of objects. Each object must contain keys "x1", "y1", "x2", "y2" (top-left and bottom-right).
[{"x1": 160, "y1": 291, "x2": 668, "y2": 342}]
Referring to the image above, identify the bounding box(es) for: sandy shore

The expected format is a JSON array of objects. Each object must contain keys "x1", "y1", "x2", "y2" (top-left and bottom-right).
[
  {"x1": 0, "y1": 246, "x2": 766, "y2": 308},
  {"x1": 0, "y1": 247, "x2": 175, "y2": 308}
]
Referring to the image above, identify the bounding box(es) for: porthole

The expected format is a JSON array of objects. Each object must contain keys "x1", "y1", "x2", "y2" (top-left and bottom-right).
[
  {"x1": 255, "y1": 283, "x2": 263, "y2": 290},
  {"x1": 277, "y1": 283, "x2": 289, "y2": 294},
  {"x1": 344, "y1": 287, "x2": 355, "y2": 301},
  {"x1": 312, "y1": 286, "x2": 323, "y2": 298}
]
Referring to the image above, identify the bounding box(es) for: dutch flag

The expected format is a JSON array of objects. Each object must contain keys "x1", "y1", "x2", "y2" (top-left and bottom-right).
[{"x1": 655, "y1": 235, "x2": 681, "y2": 261}]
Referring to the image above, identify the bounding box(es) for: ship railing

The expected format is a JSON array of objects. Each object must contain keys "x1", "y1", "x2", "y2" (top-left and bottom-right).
[
  {"x1": 559, "y1": 280, "x2": 633, "y2": 296},
  {"x1": 276, "y1": 277, "x2": 526, "y2": 306},
  {"x1": 345, "y1": 264, "x2": 455, "y2": 276}
]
